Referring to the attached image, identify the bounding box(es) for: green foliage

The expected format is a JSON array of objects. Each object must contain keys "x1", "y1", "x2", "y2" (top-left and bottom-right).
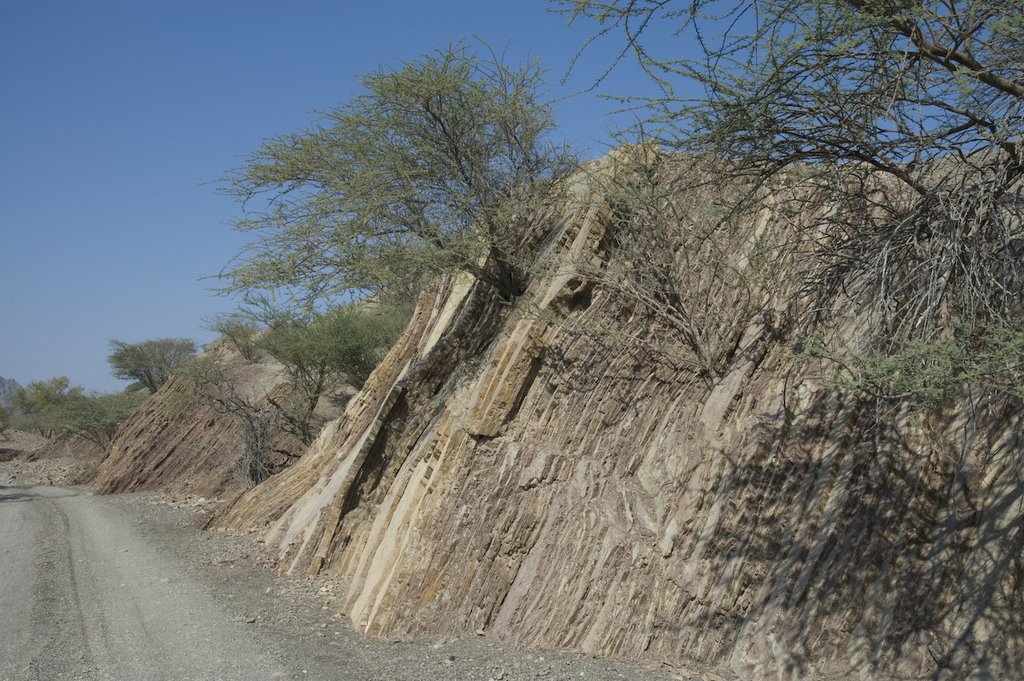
[
  {"x1": 168, "y1": 355, "x2": 227, "y2": 410},
  {"x1": 108, "y1": 337, "x2": 197, "y2": 394},
  {"x1": 206, "y1": 312, "x2": 262, "y2": 363},
  {"x1": 0, "y1": 404, "x2": 11, "y2": 439},
  {"x1": 10, "y1": 376, "x2": 145, "y2": 445},
  {"x1": 258, "y1": 304, "x2": 410, "y2": 443},
  {"x1": 13, "y1": 377, "x2": 83, "y2": 437},
  {"x1": 174, "y1": 300, "x2": 410, "y2": 474},
  {"x1": 565, "y1": 1, "x2": 1024, "y2": 396},
  {"x1": 220, "y1": 43, "x2": 575, "y2": 306},
  {"x1": 800, "y1": 323, "x2": 1024, "y2": 407},
  {"x1": 55, "y1": 388, "x2": 148, "y2": 449},
  {"x1": 563, "y1": 1, "x2": 1024, "y2": 180}
]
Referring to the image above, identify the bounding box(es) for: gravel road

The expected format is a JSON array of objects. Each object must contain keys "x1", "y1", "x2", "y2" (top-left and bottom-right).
[
  {"x1": 0, "y1": 478, "x2": 689, "y2": 681},
  {"x1": 0, "y1": 484, "x2": 290, "y2": 680}
]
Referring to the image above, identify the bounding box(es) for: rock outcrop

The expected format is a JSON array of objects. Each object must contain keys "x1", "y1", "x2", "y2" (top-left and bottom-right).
[
  {"x1": 92, "y1": 341, "x2": 303, "y2": 499},
  {"x1": 23, "y1": 435, "x2": 105, "y2": 462},
  {"x1": 205, "y1": 151, "x2": 1024, "y2": 679}
]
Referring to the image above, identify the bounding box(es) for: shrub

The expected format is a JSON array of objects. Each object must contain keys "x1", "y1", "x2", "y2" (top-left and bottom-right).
[
  {"x1": 800, "y1": 322, "x2": 1024, "y2": 408},
  {"x1": 56, "y1": 388, "x2": 148, "y2": 449},
  {"x1": 109, "y1": 338, "x2": 197, "y2": 393},
  {"x1": 206, "y1": 313, "x2": 263, "y2": 363},
  {"x1": 258, "y1": 303, "x2": 410, "y2": 443}
]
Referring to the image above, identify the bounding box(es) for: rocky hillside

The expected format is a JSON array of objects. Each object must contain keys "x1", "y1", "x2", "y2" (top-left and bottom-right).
[
  {"x1": 109, "y1": 149, "x2": 1019, "y2": 680},
  {"x1": 215, "y1": 150, "x2": 1022, "y2": 680},
  {"x1": 0, "y1": 376, "x2": 20, "y2": 407},
  {"x1": 90, "y1": 340, "x2": 304, "y2": 499}
]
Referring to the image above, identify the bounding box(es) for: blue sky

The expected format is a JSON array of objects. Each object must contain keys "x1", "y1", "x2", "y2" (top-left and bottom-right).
[{"x1": 0, "y1": 0, "x2": 672, "y2": 391}]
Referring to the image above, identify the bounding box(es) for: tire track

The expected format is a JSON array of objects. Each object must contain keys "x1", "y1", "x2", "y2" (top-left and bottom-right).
[
  {"x1": 20, "y1": 493, "x2": 95, "y2": 679},
  {"x1": 0, "y1": 486, "x2": 290, "y2": 681}
]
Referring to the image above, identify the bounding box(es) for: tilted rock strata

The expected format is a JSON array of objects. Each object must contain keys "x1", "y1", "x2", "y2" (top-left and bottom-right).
[
  {"x1": 216, "y1": 152, "x2": 1022, "y2": 679},
  {"x1": 93, "y1": 345, "x2": 302, "y2": 499}
]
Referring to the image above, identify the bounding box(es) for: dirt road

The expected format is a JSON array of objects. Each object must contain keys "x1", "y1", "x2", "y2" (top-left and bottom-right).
[
  {"x1": 0, "y1": 479, "x2": 685, "y2": 681},
  {"x1": 0, "y1": 484, "x2": 290, "y2": 681}
]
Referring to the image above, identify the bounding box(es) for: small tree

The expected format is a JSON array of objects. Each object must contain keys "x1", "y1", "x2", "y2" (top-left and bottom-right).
[
  {"x1": 258, "y1": 304, "x2": 409, "y2": 443},
  {"x1": 0, "y1": 404, "x2": 11, "y2": 440},
  {"x1": 173, "y1": 356, "x2": 285, "y2": 487},
  {"x1": 12, "y1": 377, "x2": 82, "y2": 438},
  {"x1": 220, "y1": 43, "x2": 575, "y2": 306},
  {"x1": 108, "y1": 337, "x2": 197, "y2": 394},
  {"x1": 206, "y1": 312, "x2": 262, "y2": 363},
  {"x1": 55, "y1": 388, "x2": 148, "y2": 449}
]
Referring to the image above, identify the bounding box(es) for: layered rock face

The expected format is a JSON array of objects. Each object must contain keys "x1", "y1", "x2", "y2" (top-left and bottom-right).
[
  {"x1": 216, "y1": 152, "x2": 1022, "y2": 679},
  {"x1": 93, "y1": 342, "x2": 302, "y2": 498}
]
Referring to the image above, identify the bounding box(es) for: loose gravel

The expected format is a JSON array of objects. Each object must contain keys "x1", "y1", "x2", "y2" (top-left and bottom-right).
[
  {"x1": 109, "y1": 490, "x2": 697, "y2": 681},
  {"x1": 0, "y1": 447, "x2": 710, "y2": 681}
]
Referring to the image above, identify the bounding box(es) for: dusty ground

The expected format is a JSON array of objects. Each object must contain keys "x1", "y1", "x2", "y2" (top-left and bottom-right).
[
  {"x1": 0, "y1": 429, "x2": 49, "y2": 460},
  {"x1": 0, "y1": 459, "x2": 698, "y2": 681},
  {"x1": 0, "y1": 457, "x2": 95, "y2": 486},
  {"x1": 0, "y1": 430, "x2": 96, "y2": 485}
]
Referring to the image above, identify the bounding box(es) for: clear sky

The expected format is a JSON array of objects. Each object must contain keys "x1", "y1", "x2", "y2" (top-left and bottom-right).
[{"x1": 0, "y1": 0, "x2": 668, "y2": 392}]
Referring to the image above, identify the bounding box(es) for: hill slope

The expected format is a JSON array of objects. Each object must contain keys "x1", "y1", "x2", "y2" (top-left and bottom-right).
[
  {"x1": 91, "y1": 149, "x2": 1016, "y2": 679},
  {"x1": 90, "y1": 341, "x2": 304, "y2": 499}
]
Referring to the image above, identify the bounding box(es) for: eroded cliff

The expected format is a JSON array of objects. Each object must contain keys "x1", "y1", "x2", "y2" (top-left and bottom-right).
[{"x1": 209, "y1": 151, "x2": 1021, "y2": 680}]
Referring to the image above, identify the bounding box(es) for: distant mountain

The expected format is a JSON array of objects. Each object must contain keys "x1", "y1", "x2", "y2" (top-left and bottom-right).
[{"x1": 0, "y1": 376, "x2": 21, "y2": 407}]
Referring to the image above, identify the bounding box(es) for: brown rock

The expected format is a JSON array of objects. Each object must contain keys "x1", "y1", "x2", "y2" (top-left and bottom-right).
[{"x1": 202, "y1": 152, "x2": 1024, "y2": 678}]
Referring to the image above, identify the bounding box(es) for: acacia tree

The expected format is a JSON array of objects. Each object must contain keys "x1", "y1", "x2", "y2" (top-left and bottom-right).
[
  {"x1": 171, "y1": 304, "x2": 407, "y2": 484},
  {"x1": 563, "y1": 0, "x2": 1024, "y2": 397},
  {"x1": 206, "y1": 312, "x2": 262, "y2": 363},
  {"x1": 220, "y1": 43, "x2": 575, "y2": 306},
  {"x1": 257, "y1": 305, "x2": 408, "y2": 444},
  {"x1": 55, "y1": 388, "x2": 147, "y2": 449},
  {"x1": 10, "y1": 377, "x2": 145, "y2": 446},
  {"x1": 12, "y1": 377, "x2": 82, "y2": 437},
  {"x1": 108, "y1": 337, "x2": 197, "y2": 394}
]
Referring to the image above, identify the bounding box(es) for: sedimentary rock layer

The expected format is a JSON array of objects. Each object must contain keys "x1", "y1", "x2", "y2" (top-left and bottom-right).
[
  {"x1": 93, "y1": 344, "x2": 301, "y2": 499},
  {"x1": 214, "y1": 152, "x2": 1021, "y2": 680}
]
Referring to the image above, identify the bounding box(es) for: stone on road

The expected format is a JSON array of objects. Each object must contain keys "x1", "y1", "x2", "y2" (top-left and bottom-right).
[{"x1": 0, "y1": 485, "x2": 289, "y2": 681}]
